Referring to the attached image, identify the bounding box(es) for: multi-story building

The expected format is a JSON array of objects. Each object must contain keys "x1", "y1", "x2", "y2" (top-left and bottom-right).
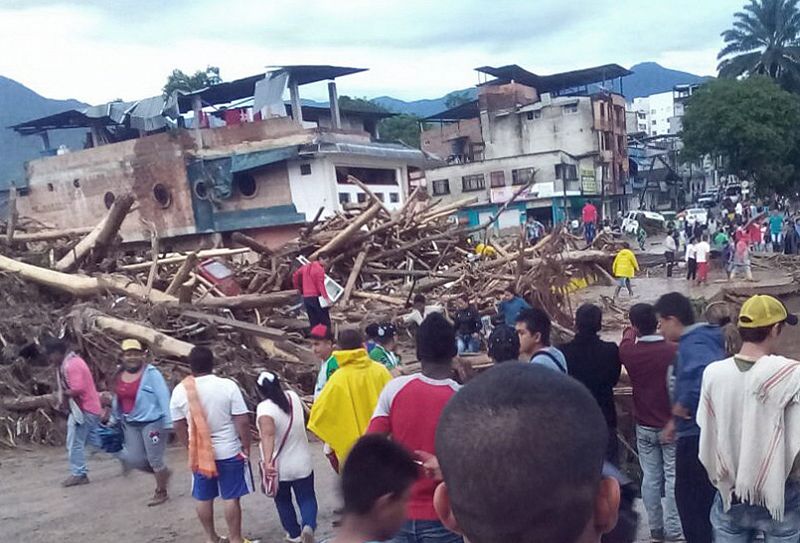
[
  {"x1": 628, "y1": 83, "x2": 701, "y2": 137},
  {"x1": 421, "y1": 63, "x2": 631, "y2": 227}
]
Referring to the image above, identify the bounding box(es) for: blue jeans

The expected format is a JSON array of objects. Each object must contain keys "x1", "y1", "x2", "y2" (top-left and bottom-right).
[
  {"x1": 585, "y1": 221, "x2": 596, "y2": 243},
  {"x1": 711, "y1": 483, "x2": 800, "y2": 542},
  {"x1": 274, "y1": 472, "x2": 318, "y2": 539},
  {"x1": 456, "y1": 334, "x2": 480, "y2": 355},
  {"x1": 389, "y1": 520, "x2": 463, "y2": 543},
  {"x1": 636, "y1": 425, "x2": 682, "y2": 540},
  {"x1": 66, "y1": 411, "x2": 101, "y2": 476}
]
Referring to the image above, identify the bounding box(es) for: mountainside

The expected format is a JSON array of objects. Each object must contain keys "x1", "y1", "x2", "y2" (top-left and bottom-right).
[
  {"x1": 0, "y1": 76, "x2": 87, "y2": 189},
  {"x1": 373, "y1": 89, "x2": 477, "y2": 117},
  {"x1": 623, "y1": 62, "x2": 710, "y2": 98}
]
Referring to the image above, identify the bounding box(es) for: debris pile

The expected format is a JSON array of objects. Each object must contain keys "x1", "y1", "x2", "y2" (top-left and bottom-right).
[{"x1": 0, "y1": 186, "x2": 619, "y2": 447}]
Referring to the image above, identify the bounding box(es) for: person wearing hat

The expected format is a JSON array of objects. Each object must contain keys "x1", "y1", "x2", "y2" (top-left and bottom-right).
[
  {"x1": 114, "y1": 338, "x2": 173, "y2": 506},
  {"x1": 697, "y1": 295, "x2": 800, "y2": 541},
  {"x1": 310, "y1": 324, "x2": 339, "y2": 400},
  {"x1": 368, "y1": 322, "x2": 400, "y2": 372}
]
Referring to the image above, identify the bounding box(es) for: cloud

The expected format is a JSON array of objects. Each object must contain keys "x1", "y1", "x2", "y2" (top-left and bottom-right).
[{"x1": 0, "y1": 0, "x2": 738, "y2": 104}]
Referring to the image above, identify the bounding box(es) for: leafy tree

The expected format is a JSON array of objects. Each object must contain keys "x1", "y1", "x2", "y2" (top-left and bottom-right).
[
  {"x1": 718, "y1": 0, "x2": 800, "y2": 90},
  {"x1": 163, "y1": 66, "x2": 222, "y2": 96},
  {"x1": 338, "y1": 95, "x2": 386, "y2": 113},
  {"x1": 681, "y1": 76, "x2": 800, "y2": 193},
  {"x1": 378, "y1": 114, "x2": 426, "y2": 148},
  {"x1": 444, "y1": 90, "x2": 472, "y2": 109}
]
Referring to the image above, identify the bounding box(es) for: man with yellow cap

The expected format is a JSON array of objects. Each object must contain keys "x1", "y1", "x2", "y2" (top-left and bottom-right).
[
  {"x1": 697, "y1": 295, "x2": 800, "y2": 541},
  {"x1": 114, "y1": 338, "x2": 173, "y2": 506}
]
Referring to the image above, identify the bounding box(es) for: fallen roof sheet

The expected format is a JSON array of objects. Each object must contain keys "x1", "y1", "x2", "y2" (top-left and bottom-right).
[{"x1": 424, "y1": 99, "x2": 480, "y2": 121}]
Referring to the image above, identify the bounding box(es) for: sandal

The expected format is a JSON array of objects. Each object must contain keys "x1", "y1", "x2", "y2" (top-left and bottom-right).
[{"x1": 147, "y1": 489, "x2": 169, "y2": 507}]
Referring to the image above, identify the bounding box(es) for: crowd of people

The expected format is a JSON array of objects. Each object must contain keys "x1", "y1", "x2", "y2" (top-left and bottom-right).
[{"x1": 49, "y1": 261, "x2": 800, "y2": 543}]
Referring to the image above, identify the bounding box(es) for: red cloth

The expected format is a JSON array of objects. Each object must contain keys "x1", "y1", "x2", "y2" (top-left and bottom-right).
[
  {"x1": 619, "y1": 328, "x2": 676, "y2": 428},
  {"x1": 63, "y1": 354, "x2": 102, "y2": 415},
  {"x1": 115, "y1": 374, "x2": 143, "y2": 414},
  {"x1": 748, "y1": 223, "x2": 762, "y2": 243},
  {"x1": 697, "y1": 261, "x2": 709, "y2": 282},
  {"x1": 582, "y1": 203, "x2": 598, "y2": 224},
  {"x1": 292, "y1": 262, "x2": 329, "y2": 300},
  {"x1": 367, "y1": 374, "x2": 460, "y2": 520},
  {"x1": 224, "y1": 109, "x2": 243, "y2": 126}
]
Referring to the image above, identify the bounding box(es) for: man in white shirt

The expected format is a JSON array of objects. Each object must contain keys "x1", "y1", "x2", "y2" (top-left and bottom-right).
[
  {"x1": 171, "y1": 347, "x2": 255, "y2": 543},
  {"x1": 664, "y1": 231, "x2": 677, "y2": 278},
  {"x1": 695, "y1": 235, "x2": 712, "y2": 285},
  {"x1": 697, "y1": 295, "x2": 800, "y2": 542}
]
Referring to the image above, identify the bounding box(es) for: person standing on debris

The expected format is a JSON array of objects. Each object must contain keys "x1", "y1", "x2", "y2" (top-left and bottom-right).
[
  {"x1": 256, "y1": 371, "x2": 317, "y2": 543},
  {"x1": 46, "y1": 338, "x2": 103, "y2": 487},
  {"x1": 619, "y1": 304, "x2": 682, "y2": 543},
  {"x1": 664, "y1": 230, "x2": 677, "y2": 278},
  {"x1": 525, "y1": 216, "x2": 545, "y2": 246},
  {"x1": 582, "y1": 200, "x2": 599, "y2": 244},
  {"x1": 308, "y1": 328, "x2": 392, "y2": 470},
  {"x1": 497, "y1": 285, "x2": 531, "y2": 327},
  {"x1": 561, "y1": 304, "x2": 622, "y2": 462},
  {"x1": 697, "y1": 295, "x2": 800, "y2": 542},
  {"x1": 487, "y1": 325, "x2": 521, "y2": 364},
  {"x1": 654, "y1": 292, "x2": 725, "y2": 543},
  {"x1": 368, "y1": 313, "x2": 464, "y2": 543},
  {"x1": 310, "y1": 324, "x2": 338, "y2": 400},
  {"x1": 730, "y1": 234, "x2": 753, "y2": 282},
  {"x1": 453, "y1": 294, "x2": 482, "y2": 355},
  {"x1": 368, "y1": 323, "x2": 401, "y2": 372},
  {"x1": 612, "y1": 243, "x2": 639, "y2": 300},
  {"x1": 515, "y1": 307, "x2": 568, "y2": 372},
  {"x1": 769, "y1": 209, "x2": 784, "y2": 252},
  {"x1": 695, "y1": 235, "x2": 711, "y2": 286},
  {"x1": 170, "y1": 347, "x2": 256, "y2": 543},
  {"x1": 293, "y1": 253, "x2": 332, "y2": 329},
  {"x1": 114, "y1": 339, "x2": 173, "y2": 506}
]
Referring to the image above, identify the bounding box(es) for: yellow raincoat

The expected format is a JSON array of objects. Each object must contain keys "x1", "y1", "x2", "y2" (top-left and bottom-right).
[
  {"x1": 612, "y1": 248, "x2": 639, "y2": 278},
  {"x1": 307, "y1": 348, "x2": 392, "y2": 462}
]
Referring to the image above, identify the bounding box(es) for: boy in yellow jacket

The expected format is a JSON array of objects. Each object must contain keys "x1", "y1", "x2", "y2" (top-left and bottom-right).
[{"x1": 612, "y1": 242, "x2": 639, "y2": 300}]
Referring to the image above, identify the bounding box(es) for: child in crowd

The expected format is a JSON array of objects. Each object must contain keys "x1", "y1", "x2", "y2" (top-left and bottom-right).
[
  {"x1": 368, "y1": 323, "x2": 400, "y2": 372},
  {"x1": 323, "y1": 435, "x2": 418, "y2": 543}
]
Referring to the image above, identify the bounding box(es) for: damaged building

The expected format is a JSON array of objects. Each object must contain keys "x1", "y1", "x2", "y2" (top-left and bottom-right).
[
  {"x1": 421, "y1": 64, "x2": 632, "y2": 228},
  {"x1": 10, "y1": 65, "x2": 432, "y2": 249}
]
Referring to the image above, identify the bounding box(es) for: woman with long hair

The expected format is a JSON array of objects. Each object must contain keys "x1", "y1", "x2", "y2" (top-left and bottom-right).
[{"x1": 255, "y1": 371, "x2": 317, "y2": 543}]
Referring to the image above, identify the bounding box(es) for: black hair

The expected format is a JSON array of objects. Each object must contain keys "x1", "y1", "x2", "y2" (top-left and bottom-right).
[
  {"x1": 575, "y1": 304, "x2": 602, "y2": 335},
  {"x1": 341, "y1": 434, "x2": 418, "y2": 516},
  {"x1": 436, "y1": 363, "x2": 607, "y2": 543},
  {"x1": 255, "y1": 373, "x2": 290, "y2": 415},
  {"x1": 488, "y1": 325, "x2": 520, "y2": 363},
  {"x1": 629, "y1": 303, "x2": 658, "y2": 336},
  {"x1": 516, "y1": 307, "x2": 552, "y2": 346},
  {"x1": 365, "y1": 323, "x2": 380, "y2": 340},
  {"x1": 188, "y1": 346, "x2": 214, "y2": 375},
  {"x1": 653, "y1": 292, "x2": 695, "y2": 326},
  {"x1": 413, "y1": 294, "x2": 426, "y2": 305},
  {"x1": 504, "y1": 284, "x2": 516, "y2": 296},
  {"x1": 416, "y1": 313, "x2": 457, "y2": 364},
  {"x1": 338, "y1": 328, "x2": 364, "y2": 350},
  {"x1": 374, "y1": 322, "x2": 397, "y2": 346},
  {"x1": 738, "y1": 325, "x2": 777, "y2": 344},
  {"x1": 42, "y1": 337, "x2": 67, "y2": 355}
]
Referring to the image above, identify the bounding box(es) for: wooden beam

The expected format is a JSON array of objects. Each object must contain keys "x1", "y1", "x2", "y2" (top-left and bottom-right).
[
  {"x1": 120, "y1": 247, "x2": 250, "y2": 271},
  {"x1": 310, "y1": 204, "x2": 381, "y2": 259},
  {"x1": 92, "y1": 314, "x2": 193, "y2": 358},
  {"x1": 340, "y1": 250, "x2": 367, "y2": 306},
  {"x1": 351, "y1": 291, "x2": 407, "y2": 305},
  {"x1": 11, "y1": 227, "x2": 94, "y2": 242},
  {"x1": 347, "y1": 175, "x2": 392, "y2": 216},
  {"x1": 231, "y1": 232, "x2": 273, "y2": 256},
  {"x1": 194, "y1": 290, "x2": 297, "y2": 310},
  {"x1": 165, "y1": 252, "x2": 198, "y2": 295}
]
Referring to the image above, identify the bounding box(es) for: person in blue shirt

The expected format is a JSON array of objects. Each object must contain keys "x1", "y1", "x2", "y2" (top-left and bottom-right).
[
  {"x1": 496, "y1": 285, "x2": 531, "y2": 327},
  {"x1": 514, "y1": 307, "x2": 568, "y2": 373},
  {"x1": 113, "y1": 339, "x2": 173, "y2": 506},
  {"x1": 654, "y1": 293, "x2": 725, "y2": 543}
]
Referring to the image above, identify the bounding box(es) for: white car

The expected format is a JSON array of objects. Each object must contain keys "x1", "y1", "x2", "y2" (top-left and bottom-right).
[
  {"x1": 685, "y1": 208, "x2": 708, "y2": 226},
  {"x1": 622, "y1": 210, "x2": 666, "y2": 234}
]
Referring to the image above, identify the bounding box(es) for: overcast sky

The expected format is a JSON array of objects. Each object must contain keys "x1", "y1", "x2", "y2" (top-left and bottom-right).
[{"x1": 1, "y1": 0, "x2": 740, "y2": 105}]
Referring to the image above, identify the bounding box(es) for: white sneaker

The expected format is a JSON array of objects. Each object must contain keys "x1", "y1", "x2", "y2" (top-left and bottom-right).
[
  {"x1": 285, "y1": 535, "x2": 302, "y2": 543},
  {"x1": 301, "y1": 526, "x2": 315, "y2": 543}
]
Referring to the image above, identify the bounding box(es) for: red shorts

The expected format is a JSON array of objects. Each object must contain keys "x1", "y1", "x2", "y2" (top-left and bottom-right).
[{"x1": 697, "y1": 261, "x2": 709, "y2": 281}]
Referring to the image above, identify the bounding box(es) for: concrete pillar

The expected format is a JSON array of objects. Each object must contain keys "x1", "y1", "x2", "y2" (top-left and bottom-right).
[
  {"x1": 192, "y1": 95, "x2": 203, "y2": 149},
  {"x1": 289, "y1": 79, "x2": 303, "y2": 125},
  {"x1": 39, "y1": 131, "x2": 51, "y2": 152},
  {"x1": 328, "y1": 81, "x2": 341, "y2": 130}
]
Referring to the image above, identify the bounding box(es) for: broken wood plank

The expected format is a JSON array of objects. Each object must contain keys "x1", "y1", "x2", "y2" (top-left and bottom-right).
[
  {"x1": 340, "y1": 250, "x2": 367, "y2": 306},
  {"x1": 232, "y1": 231, "x2": 273, "y2": 257},
  {"x1": 121, "y1": 247, "x2": 250, "y2": 271},
  {"x1": 11, "y1": 226, "x2": 94, "y2": 242},
  {"x1": 165, "y1": 252, "x2": 198, "y2": 295},
  {"x1": 351, "y1": 291, "x2": 406, "y2": 306},
  {"x1": 347, "y1": 175, "x2": 392, "y2": 216},
  {"x1": 91, "y1": 313, "x2": 194, "y2": 358},
  {"x1": 194, "y1": 290, "x2": 298, "y2": 310},
  {"x1": 310, "y1": 203, "x2": 381, "y2": 259}
]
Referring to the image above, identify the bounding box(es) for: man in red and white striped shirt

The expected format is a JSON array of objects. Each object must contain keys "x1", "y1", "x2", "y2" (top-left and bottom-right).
[{"x1": 367, "y1": 313, "x2": 463, "y2": 543}]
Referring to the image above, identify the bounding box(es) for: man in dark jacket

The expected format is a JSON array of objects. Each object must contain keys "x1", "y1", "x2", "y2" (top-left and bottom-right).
[
  {"x1": 453, "y1": 295, "x2": 482, "y2": 354},
  {"x1": 654, "y1": 292, "x2": 725, "y2": 543},
  {"x1": 560, "y1": 304, "x2": 621, "y2": 462}
]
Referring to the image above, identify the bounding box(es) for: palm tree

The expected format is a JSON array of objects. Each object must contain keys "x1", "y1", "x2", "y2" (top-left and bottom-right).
[{"x1": 717, "y1": 0, "x2": 800, "y2": 89}]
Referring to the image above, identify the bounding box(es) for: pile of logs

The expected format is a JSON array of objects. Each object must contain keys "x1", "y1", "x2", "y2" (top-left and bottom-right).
[{"x1": 0, "y1": 184, "x2": 618, "y2": 447}]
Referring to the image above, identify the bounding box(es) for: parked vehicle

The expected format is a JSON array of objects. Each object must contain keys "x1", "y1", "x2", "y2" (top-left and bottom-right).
[
  {"x1": 622, "y1": 210, "x2": 666, "y2": 235},
  {"x1": 685, "y1": 207, "x2": 708, "y2": 226},
  {"x1": 697, "y1": 195, "x2": 716, "y2": 208}
]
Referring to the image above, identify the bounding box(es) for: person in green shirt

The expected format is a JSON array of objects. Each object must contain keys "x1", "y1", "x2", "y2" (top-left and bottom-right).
[
  {"x1": 368, "y1": 323, "x2": 400, "y2": 372},
  {"x1": 713, "y1": 230, "x2": 729, "y2": 248},
  {"x1": 311, "y1": 324, "x2": 339, "y2": 400}
]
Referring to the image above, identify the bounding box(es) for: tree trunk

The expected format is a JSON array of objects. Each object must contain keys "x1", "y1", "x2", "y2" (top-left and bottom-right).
[
  {"x1": 91, "y1": 314, "x2": 194, "y2": 358},
  {"x1": 165, "y1": 252, "x2": 198, "y2": 295},
  {"x1": 310, "y1": 204, "x2": 381, "y2": 259}
]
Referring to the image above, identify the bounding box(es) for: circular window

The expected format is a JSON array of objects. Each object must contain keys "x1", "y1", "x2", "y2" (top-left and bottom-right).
[
  {"x1": 235, "y1": 173, "x2": 257, "y2": 198},
  {"x1": 103, "y1": 191, "x2": 115, "y2": 209},
  {"x1": 194, "y1": 181, "x2": 208, "y2": 200},
  {"x1": 73, "y1": 179, "x2": 81, "y2": 188},
  {"x1": 153, "y1": 184, "x2": 172, "y2": 209}
]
